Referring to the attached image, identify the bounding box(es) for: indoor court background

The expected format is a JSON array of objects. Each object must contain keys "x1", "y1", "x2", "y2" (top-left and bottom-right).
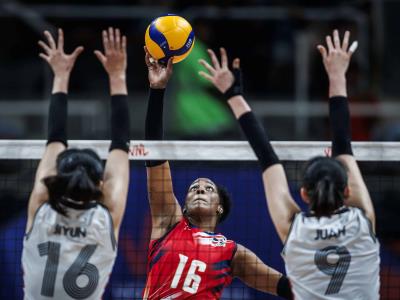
[{"x1": 1, "y1": 1, "x2": 400, "y2": 299}]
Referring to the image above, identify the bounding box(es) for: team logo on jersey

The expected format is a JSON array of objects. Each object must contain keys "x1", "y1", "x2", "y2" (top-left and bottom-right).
[{"x1": 193, "y1": 232, "x2": 231, "y2": 247}]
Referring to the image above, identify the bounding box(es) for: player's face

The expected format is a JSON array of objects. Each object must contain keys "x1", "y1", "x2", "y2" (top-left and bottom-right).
[{"x1": 185, "y1": 178, "x2": 220, "y2": 217}]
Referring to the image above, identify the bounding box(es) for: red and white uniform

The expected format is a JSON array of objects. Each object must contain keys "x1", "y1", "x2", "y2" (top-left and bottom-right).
[{"x1": 143, "y1": 218, "x2": 237, "y2": 300}]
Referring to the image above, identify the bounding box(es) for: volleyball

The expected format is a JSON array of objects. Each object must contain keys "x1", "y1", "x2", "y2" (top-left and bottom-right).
[{"x1": 145, "y1": 14, "x2": 195, "y2": 64}]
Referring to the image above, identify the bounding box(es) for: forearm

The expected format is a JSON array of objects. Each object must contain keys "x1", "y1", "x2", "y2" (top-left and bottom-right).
[
  {"x1": 329, "y1": 96, "x2": 353, "y2": 156},
  {"x1": 227, "y1": 95, "x2": 251, "y2": 118},
  {"x1": 229, "y1": 95, "x2": 299, "y2": 241},
  {"x1": 243, "y1": 270, "x2": 291, "y2": 299},
  {"x1": 233, "y1": 245, "x2": 292, "y2": 299},
  {"x1": 228, "y1": 96, "x2": 279, "y2": 171},
  {"x1": 47, "y1": 93, "x2": 68, "y2": 146},
  {"x1": 145, "y1": 88, "x2": 166, "y2": 167},
  {"x1": 109, "y1": 93, "x2": 130, "y2": 152}
]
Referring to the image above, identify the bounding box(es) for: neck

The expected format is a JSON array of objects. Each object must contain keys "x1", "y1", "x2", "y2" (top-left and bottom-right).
[{"x1": 186, "y1": 215, "x2": 217, "y2": 232}]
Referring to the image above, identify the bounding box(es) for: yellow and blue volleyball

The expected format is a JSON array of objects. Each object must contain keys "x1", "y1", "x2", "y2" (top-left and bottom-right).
[{"x1": 145, "y1": 14, "x2": 195, "y2": 64}]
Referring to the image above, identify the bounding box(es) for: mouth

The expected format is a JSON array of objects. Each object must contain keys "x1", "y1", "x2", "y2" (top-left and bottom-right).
[{"x1": 193, "y1": 197, "x2": 207, "y2": 203}]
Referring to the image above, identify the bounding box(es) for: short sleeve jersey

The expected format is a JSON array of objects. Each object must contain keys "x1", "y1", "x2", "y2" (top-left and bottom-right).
[
  {"x1": 22, "y1": 203, "x2": 117, "y2": 300},
  {"x1": 282, "y1": 207, "x2": 380, "y2": 300},
  {"x1": 143, "y1": 218, "x2": 237, "y2": 300}
]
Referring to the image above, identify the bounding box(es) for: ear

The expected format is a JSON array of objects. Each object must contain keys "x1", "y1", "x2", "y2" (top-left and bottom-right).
[
  {"x1": 300, "y1": 187, "x2": 310, "y2": 204},
  {"x1": 182, "y1": 207, "x2": 187, "y2": 215},
  {"x1": 99, "y1": 180, "x2": 104, "y2": 189},
  {"x1": 343, "y1": 186, "x2": 350, "y2": 199},
  {"x1": 217, "y1": 205, "x2": 223, "y2": 215}
]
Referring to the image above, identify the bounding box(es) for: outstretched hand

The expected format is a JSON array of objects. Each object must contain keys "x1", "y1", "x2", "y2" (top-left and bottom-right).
[
  {"x1": 198, "y1": 48, "x2": 239, "y2": 94},
  {"x1": 95, "y1": 27, "x2": 127, "y2": 78},
  {"x1": 317, "y1": 30, "x2": 358, "y2": 80},
  {"x1": 38, "y1": 28, "x2": 84, "y2": 78},
  {"x1": 144, "y1": 47, "x2": 173, "y2": 89}
]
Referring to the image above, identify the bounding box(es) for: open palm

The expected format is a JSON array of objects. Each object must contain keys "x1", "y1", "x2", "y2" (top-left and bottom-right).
[
  {"x1": 144, "y1": 47, "x2": 173, "y2": 89},
  {"x1": 38, "y1": 29, "x2": 83, "y2": 77}
]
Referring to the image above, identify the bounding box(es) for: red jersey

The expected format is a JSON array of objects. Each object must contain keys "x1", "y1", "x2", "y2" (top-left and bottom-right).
[{"x1": 143, "y1": 218, "x2": 237, "y2": 300}]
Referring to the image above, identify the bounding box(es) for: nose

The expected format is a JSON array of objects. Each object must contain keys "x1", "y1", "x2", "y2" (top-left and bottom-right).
[{"x1": 196, "y1": 187, "x2": 205, "y2": 194}]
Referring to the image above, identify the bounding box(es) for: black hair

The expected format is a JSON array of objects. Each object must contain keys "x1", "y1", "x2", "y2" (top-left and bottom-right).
[
  {"x1": 216, "y1": 184, "x2": 231, "y2": 224},
  {"x1": 302, "y1": 156, "x2": 348, "y2": 218},
  {"x1": 42, "y1": 148, "x2": 104, "y2": 216}
]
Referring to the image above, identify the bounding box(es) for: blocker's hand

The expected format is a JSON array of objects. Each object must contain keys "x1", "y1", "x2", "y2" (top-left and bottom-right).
[
  {"x1": 95, "y1": 27, "x2": 127, "y2": 78},
  {"x1": 38, "y1": 28, "x2": 84, "y2": 77},
  {"x1": 144, "y1": 46, "x2": 173, "y2": 89},
  {"x1": 317, "y1": 30, "x2": 358, "y2": 80},
  {"x1": 198, "y1": 47, "x2": 239, "y2": 94}
]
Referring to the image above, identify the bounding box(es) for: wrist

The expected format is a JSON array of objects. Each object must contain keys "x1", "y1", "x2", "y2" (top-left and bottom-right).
[
  {"x1": 109, "y1": 74, "x2": 127, "y2": 95},
  {"x1": 328, "y1": 74, "x2": 346, "y2": 83},
  {"x1": 328, "y1": 76, "x2": 347, "y2": 98},
  {"x1": 52, "y1": 75, "x2": 70, "y2": 94},
  {"x1": 224, "y1": 69, "x2": 243, "y2": 101},
  {"x1": 109, "y1": 73, "x2": 126, "y2": 82},
  {"x1": 150, "y1": 82, "x2": 167, "y2": 89}
]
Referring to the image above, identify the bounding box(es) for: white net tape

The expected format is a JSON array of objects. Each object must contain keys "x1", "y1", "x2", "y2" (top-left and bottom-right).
[{"x1": 0, "y1": 140, "x2": 399, "y2": 161}]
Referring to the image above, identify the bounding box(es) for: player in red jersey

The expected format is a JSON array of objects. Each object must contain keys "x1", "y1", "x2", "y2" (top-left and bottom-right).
[{"x1": 142, "y1": 47, "x2": 292, "y2": 300}]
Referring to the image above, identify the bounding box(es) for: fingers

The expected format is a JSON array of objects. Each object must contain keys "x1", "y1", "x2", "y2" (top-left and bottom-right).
[
  {"x1": 198, "y1": 59, "x2": 215, "y2": 75},
  {"x1": 333, "y1": 29, "x2": 341, "y2": 49},
  {"x1": 144, "y1": 46, "x2": 159, "y2": 68},
  {"x1": 57, "y1": 28, "x2": 64, "y2": 51},
  {"x1": 38, "y1": 40, "x2": 51, "y2": 54},
  {"x1": 326, "y1": 35, "x2": 334, "y2": 54},
  {"x1": 94, "y1": 50, "x2": 106, "y2": 65},
  {"x1": 207, "y1": 49, "x2": 221, "y2": 69},
  {"x1": 232, "y1": 58, "x2": 240, "y2": 69},
  {"x1": 166, "y1": 57, "x2": 174, "y2": 74},
  {"x1": 102, "y1": 27, "x2": 125, "y2": 54},
  {"x1": 44, "y1": 30, "x2": 56, "y2": 50},
  {"x1": 108, "y1": 27, "x2": 115, "y2": 50},
  {"x1": 317, "y1": 45, "x2": 327, "y2": 60},
  {"x1": 342, "y1": 31, "x2": 350, "y2": 51},
  {"x1": 39, "y1": 53, "x2": 49, "y2": 62},
  {"x1": 144, "y1": 47, "x2": 152, "y2": 67},
  {"x1": 115, "y1": 28, "x2": 121, "y2": 51},
  {"x1": 220, "y1": 47, "x2": 228, "y2": 69},
  {"x1": 198, "y1": 70, "x2": 213, "y2": 82},
  {"x1": 72, "y1": 46, "x2": 84, "y2": 59},
  {"x1": 122, "y1": 35, "x2": 127, "y2": 53},
  {"x1": 144, "y1": 45, "x2": 150, "y2": 56},
  {"x1": 348, "y1": 41, "x2": 358, "y2": 55},
  {"x1": 102, "y1": 30, "x2": 110, "y2": 54}
]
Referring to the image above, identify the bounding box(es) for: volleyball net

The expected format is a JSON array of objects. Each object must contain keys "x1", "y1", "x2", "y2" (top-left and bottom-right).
[{"x1": 0, "y1": 140, "x2": 399, "y2": 299}]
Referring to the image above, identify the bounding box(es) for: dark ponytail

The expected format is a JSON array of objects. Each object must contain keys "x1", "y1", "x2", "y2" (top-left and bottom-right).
[
  {"x1": 303, "y1": 157, "x2": 347, "y2": 218},
  {"x1": 43, "y1": 149, "x2": 104, "y2": 216}
]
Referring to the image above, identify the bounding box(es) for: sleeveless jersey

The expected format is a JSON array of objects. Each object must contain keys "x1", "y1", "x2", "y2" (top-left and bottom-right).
[
  {"x1": 282, "y1": 207, "x2": 380, "y2": 300},
  {"x1": 143, "y1": 218, "x2": 237, "y2": 300},
  {"x1": 22, "y1": 202, "x2": 117, "y2": 300}
]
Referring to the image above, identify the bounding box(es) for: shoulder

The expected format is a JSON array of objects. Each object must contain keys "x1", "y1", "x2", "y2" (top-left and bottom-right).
[
  {"x1": 25, "y1": 202, "x2": 51, "y2": 239},
  {"x1": 149, "y1": 219, "x2": 184, "y2": 254},
  {"x1": 89, "y1": 203, "x2": 117, "y2": 233}
]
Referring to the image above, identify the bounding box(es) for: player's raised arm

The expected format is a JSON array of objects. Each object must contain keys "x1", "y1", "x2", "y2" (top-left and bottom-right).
[
  {"x1": 27, "y1": 29, "x2": 83, "y2": 232},
  {"x1": 199, "y1": 48, "x2": 300, "y2": 242},
  {"x1": 318, "y1": 30, "x2": 375, "y2": 230},
  {"x1": 94, "y1": 27, "x2": 130, "y2": 237},
  {"x1": 144, "y1": 48, "x2": 182, "y2": 240},
  {"x1": 231, "y1": 244, "x2": 292, "y2": 299}
]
